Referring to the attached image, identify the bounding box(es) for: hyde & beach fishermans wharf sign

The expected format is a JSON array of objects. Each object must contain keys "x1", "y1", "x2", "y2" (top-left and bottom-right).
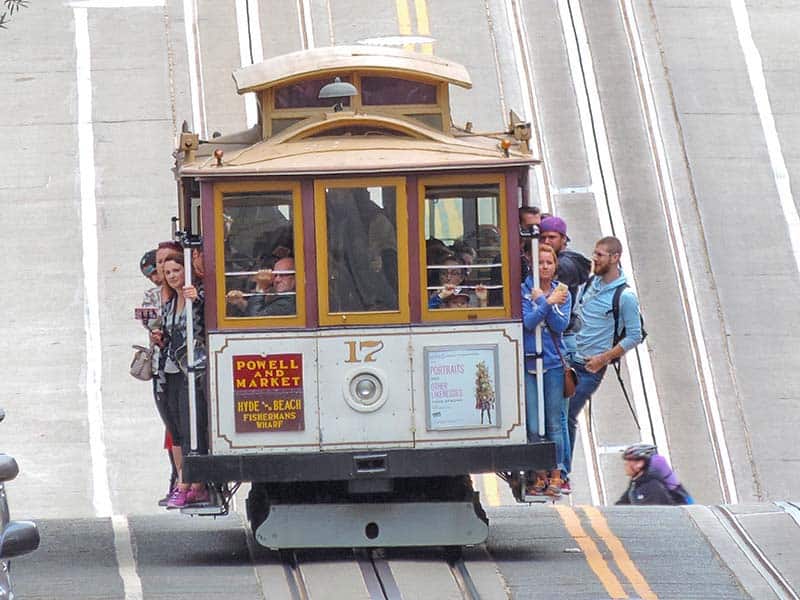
[{"x1": 232, "y1": 354, "x2": 304, "y2": 432}]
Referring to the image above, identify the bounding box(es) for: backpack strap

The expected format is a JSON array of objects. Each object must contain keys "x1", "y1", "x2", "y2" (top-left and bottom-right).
[{"x1": 611, "y1": 283, "x2": 629, "y2": 348}]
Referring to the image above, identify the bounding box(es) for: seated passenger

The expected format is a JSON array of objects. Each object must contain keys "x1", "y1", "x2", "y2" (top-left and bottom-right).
[
  {"x1": 226, "y1": 257, "x2": 296, "y2": 317},
  {"x1": 429, "y1": 257, "x2": 488, "y2": 309}
]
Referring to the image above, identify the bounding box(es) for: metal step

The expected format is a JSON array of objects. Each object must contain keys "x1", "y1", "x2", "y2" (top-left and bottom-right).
[{"x1": 254, "y1": 501, "x2": 489, "y2": 550}]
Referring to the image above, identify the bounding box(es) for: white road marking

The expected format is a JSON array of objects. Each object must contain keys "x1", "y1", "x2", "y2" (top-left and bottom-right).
[
  {"x1": 357, "y1": 35, "x2": 435, "y2": 46},
  {"x1": 619, "y1": 0, "x2": 738, "y2": 503},
  {"x1": 183, "y1": 0, "x2": 207, "y2": 137},
  {"x1": 75, "y1": 6, "x2": 145, "y2": 598},
  {"x1": 112, "y1": 515, "x2": 144, "y2": 600},
  {"x1": 558, "y1": 0, "x2": 670, "y2": 466},
  {"x1": 74, "y1": 3, "x2": 111, "y2": 522},
  {"x1": 578, "y1": 413, "x2": 602, "y2": 504},
  {"x1": 298, "y1": 0, "x2": 315, "y2": 49},
  {"x1": 69, "y1": 0, "x2": 163, "y2": 6},
  {"x1": 235, "y1": 0, "x2": 263, "y2": 129},
  {"x1": 504, "y1": 0, "x2": 551, "y2": 211},
  {"x1": 731, "y1": 0, "x2": 800, "y2": 277}
]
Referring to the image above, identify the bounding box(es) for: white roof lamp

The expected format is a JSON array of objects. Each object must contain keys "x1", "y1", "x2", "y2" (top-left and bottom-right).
[{"x1": 318, "y1": 77, "x2": 358, "y2": 112}]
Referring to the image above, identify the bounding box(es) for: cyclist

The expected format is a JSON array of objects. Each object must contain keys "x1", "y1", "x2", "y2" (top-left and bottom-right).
[{"x1": 616, "y1": 443, "x2": 693, "y2": 505}]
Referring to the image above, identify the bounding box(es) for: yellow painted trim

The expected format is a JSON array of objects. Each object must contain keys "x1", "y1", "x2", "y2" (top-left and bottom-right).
[
  {"x1": 213, "y1": 181, "x2": 306, "y2": 329},
  {"x1": 555, "y1": 505, "x2": 629, "y2": 599},
  {"x1": 419, "y1": 173, "x2": 511, "y2": 321},
  {"x1": 314, "y1": 177, "x2": 409, "y2": 326},
  {"x1": 582, "y1": 506, "x2": 658, "y2": 600}
]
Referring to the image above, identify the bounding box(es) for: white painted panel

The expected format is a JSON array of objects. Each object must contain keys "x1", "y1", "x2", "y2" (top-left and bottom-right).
[
  {"x1": 208, "y1": 331, "x2": 320, "y2": 454},
  {"x1": 411, "y1": 323, "x2": 527, "y2": 447},
  {"x1": 316, "y1": 327, "x2": 414, "y2": 449}
]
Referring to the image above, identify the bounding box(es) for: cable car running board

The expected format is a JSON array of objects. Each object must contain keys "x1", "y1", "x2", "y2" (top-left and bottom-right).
[{"x1": 254, "y1": 501, "x2": 488, "y2": 550}]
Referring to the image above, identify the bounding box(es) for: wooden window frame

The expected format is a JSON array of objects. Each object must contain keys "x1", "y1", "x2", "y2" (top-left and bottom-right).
[
  {"x1": 418, "y1": 174, "x2": 511, "y2": 322},
  {"x1": 314, "y1": 176, "x2": 410, "y2": 326},
  {"x1": 214, "y1": 181, "x2": 306, "y2": 329}
]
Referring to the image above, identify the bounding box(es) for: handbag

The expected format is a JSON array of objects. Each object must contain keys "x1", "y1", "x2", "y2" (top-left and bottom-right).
[
  {"x1": 547, "y1": 328, "x2": 577, "y2": 398},
  {"x1": 130, "y1": 344, "x2": 154, "y2": 381}
]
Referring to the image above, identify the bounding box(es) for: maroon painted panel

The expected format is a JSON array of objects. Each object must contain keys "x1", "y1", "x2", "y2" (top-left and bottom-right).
[
  {"x1": 506, "y1": 170, "x2": 523, "y2": 319},
  {"x1": 201, "y1": 181, "x2": 218, "y2": 331},
  {"x1": 301, "y1": 179, "x2": 319, "y2": 327},
  {"x1": 406, "y1": 175, "x2": 421, "y2": 323}
]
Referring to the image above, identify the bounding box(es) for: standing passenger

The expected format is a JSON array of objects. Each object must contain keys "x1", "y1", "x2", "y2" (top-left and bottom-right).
[
  {"x1": 565, "y1": 236, "x2": 643, "y2": 480},
  {"x1": 522, "y1": 242, "x2": 571, "y2": 496},
  {"x1": 539, "y1": 216, "x2": 591, "y2": 360},
  {"x1": 154, "y1": 253, "x2": 209, "y2": 508}
]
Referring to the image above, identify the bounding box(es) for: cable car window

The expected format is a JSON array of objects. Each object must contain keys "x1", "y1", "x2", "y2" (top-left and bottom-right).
[
  {"x1": 222, "y1": 191, "x2": 297, "y2": 318},
  {"x1": 361, "y1": 76, "x2": 437, "y2": 105},
  {"x1": 274, "y1": 76, "x2": 353, "y2": 109},
  {"x1": 423, "y1": 184, "x2": 505, "y2": 311},
  {"x1": 323, "y1": 186, "x2": 399, "y2": 314}
]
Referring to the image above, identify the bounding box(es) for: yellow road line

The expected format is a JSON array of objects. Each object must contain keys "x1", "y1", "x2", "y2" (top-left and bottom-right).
[
  {"x1": 413, "y1": 0, "x2": 433, "y2": 54},
  {"x1": 395, "y1": 0, "x2": 414, "y2": 52},
  {"x1": 582, "y1": 506, "x2": 658, "y2": 600},
  {"x1": 554, "y1": 505, "x2": 628, "y2": 599},
  {"x1": 481, "y1": 473, "x2": 501, "y2": 507}
]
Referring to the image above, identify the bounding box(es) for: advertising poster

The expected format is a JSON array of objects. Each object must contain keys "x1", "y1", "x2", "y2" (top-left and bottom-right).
[
  {"x1": 426, "y1": 345, "x2": 499, "y2": 429},
  {"x1": 232, "y1": 353, "x2": 304, "y2": 432}
]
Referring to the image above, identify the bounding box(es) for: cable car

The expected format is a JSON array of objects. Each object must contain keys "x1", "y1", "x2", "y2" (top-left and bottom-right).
[{"x1": 174, "y1": 45, "x2": 554, "y2": 549}]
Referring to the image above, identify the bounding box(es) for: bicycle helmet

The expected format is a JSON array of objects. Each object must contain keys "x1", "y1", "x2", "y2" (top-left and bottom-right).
[
  {"x1": 622, "y1": 443, "x2": 657, "y2": 461},
  {"x1": 140, "y1": 249, "x2": 157, "y2": 277}
]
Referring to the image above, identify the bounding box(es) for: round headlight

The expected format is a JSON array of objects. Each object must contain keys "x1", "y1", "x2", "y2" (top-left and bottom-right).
[
  {"x1": 351, "y1": 373, "x2": 382, "y2": 406},
  {"x1": 355, "y1": 378, "x2": 378, "y2": 401}
]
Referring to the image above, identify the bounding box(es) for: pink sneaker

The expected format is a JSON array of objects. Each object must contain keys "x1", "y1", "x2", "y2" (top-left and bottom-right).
[
  {"x1": 166, "y1": 488, "x2": 188, "y2": 509},
  {"x1": 186, "y1": 487, "x2": 210, "y2": 505}
]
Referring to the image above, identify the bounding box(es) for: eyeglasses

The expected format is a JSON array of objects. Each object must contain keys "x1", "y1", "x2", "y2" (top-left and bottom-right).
[{"x1": 592, "y1": 250, "x2": 618, "y2": 258}]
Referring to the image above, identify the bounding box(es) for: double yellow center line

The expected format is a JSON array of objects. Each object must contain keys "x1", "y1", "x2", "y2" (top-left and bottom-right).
[
  {"x1": 395, "y1": 0, "x2": 433, "y2": 54},
  {"x1": 556, "y1": 505, "x2": 658, "y2": 599}
]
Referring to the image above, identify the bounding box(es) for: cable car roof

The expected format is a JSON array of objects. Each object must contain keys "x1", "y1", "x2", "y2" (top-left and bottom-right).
[
  {"x1": 233, "y1": 45, "x2": 472, "y2": 94},
  {"x1": 180, "y1": 112, "x2": 538, "y2": 177}
]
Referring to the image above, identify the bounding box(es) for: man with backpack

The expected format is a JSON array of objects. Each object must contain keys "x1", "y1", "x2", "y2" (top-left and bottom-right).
[{"x1": 564, "y1": 236, "x2": 644, "y2": 481}]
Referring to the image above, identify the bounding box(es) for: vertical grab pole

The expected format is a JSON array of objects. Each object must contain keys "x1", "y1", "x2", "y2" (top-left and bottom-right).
[
  {"x1": 183, "y1": 244, "x2": 198, "y2": 453},
  {"x1": 531, "y1": 230, "x2": 545, "y2": 438}
]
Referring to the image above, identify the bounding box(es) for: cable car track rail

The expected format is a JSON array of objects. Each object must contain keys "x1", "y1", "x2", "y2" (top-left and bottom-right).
[{"x1": 711, "y1": 506, "x2": 799, "y2": 600}]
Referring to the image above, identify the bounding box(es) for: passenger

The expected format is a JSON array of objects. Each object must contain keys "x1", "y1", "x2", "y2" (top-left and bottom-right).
[
  {"x1": 450, "y1": 240, "x2": 477, "y2": 281},
  {"x1": 519, "y1": 205, "x2": 541, "y2": 230},
  {"x1": 564, "y1": 236, "x2": 644, "y2": 487},
  {"x1": 428, "y1": 257, "x2": 488, "y2": 308},
  {"x1": 139, "y1": 249, "x2": 177, "y2": 507},
  {"x1": 539, "y1": 216, "x2": 591, "y2": 359},
  {"x1": 519, "y1": 206, "x2": 541, "y2": 281},
  {"x1": 150, "y1": 242, "x2": 185, "y2": 504},
  {"x1": 522, "y1": 242, "x2": 571, "y2": 497},
  {"x1": 616, "y1": 443, "x2": 692, "y2": 505},
  {"x1": 153, "y1": 253, "x2": 209, "y2": 508},
  {"x1": 226, "y1": 257, "x2": 297, "y2": 316},
  {"x1": 191, "y1": 247, "x2": 204, "y2": 282}
]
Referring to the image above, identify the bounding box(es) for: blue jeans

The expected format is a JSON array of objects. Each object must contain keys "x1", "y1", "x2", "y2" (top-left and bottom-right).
[
  {"x1": 564, "y1": 362, "x2": 606, "y2": 475},
  {"x1": 525, "y1": 367, "x2": 569, "y2": 472}
]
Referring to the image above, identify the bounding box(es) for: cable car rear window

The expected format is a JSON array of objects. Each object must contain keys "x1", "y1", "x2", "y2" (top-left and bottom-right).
[
  {"x1": 424, "y1": 184, "x2": 505, "y2": 311},
  {"x1": 274, "y1": 76, "x2": 353, "y2": 109},
  {"x1": 323, "y1": 185, "x2": 399, "y2": 313},
  {"x1": 221, "y1": 191, "x2": 297, "y2": 318},
  {"x1": 360, "y1": 76, "x2": 437, "y2": 106}
]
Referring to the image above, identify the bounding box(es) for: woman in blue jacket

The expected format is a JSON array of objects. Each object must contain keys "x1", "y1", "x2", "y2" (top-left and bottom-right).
[{"x1": 522, "y1": 243, "x2": 571, "y2": 496}]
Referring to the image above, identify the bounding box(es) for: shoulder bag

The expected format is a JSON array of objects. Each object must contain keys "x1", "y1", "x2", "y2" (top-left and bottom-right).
[
  {"x1": 130, "y1": 344, "x2": 154, "y2": 381},
  {"x1": 547, "y1": 328, "x2": 577, "y2": 398}
]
